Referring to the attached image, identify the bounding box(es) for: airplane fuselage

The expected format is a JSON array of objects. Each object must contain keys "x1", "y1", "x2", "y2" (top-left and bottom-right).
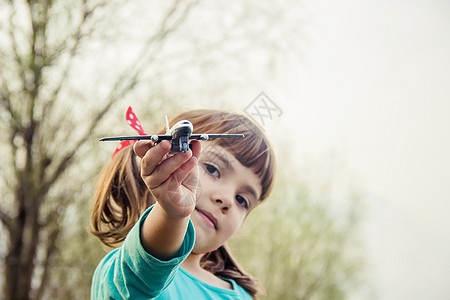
[{"x1": 170, "y1": 120, "x2": 193, "y2": 153}]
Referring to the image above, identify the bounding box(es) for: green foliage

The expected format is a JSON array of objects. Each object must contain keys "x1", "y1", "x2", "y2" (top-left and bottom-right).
[{"x1": 229, "y1": 161, "x2": 364, "y2": 299}]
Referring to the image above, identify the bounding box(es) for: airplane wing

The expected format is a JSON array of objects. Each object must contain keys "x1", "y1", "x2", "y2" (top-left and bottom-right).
[
  {"x1": 189, "y1": 134, "x2": 245, "y2": 141},
  {"x1": 99, "y1": 135, "x2": 172, "y2": 142}
]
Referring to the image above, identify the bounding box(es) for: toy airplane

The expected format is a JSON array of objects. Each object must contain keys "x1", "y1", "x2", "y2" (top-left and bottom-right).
[{"x1": 100, "y1": 116, "x2": 244, "y2": 153}]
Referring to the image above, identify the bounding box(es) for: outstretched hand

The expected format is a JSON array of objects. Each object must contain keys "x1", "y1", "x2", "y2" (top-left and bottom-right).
[{"x1": 134, "y1": 140, "x2": 201, "y2": 219}]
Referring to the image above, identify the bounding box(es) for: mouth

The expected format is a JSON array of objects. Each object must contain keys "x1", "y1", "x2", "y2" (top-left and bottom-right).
[{"x1": 195, "y1": 208, "x2": 217, "y2": 230}]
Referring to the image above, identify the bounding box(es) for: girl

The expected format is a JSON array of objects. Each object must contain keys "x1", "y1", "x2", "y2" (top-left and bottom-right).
[{"x1": 90, "y1": 109, "x2": 276, "y2": 299}]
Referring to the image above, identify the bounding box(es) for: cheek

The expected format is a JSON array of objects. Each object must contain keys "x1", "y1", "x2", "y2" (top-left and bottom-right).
[
  {"x1": 198, "y1": 168, "x2": 208, "y2": 183},
  {"x1": 222, "y1": 213, "x2": 245, "y2": 237},
  {"x1": 197, "y1": 164, "x2": 209, "y2": 183}
]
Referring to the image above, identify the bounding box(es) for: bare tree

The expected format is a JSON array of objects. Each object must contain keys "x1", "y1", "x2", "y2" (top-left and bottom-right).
[{"x1": 0, "y1": 0, "x2": 206, "y2": 298}]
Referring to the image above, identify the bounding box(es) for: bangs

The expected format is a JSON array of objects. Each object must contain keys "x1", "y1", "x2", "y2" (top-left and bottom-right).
[{"x1": 166, "y1": 110, "x2": 276, "y2": 201}]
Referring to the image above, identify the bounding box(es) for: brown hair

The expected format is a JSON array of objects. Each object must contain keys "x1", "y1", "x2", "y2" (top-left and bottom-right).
[{"x1": 90, "y1": 109, "x2": 276, "y2": 298}]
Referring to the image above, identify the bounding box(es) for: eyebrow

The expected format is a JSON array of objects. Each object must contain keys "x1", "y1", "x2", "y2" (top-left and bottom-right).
[
  {"x1": 204, "y1": 149, "x2": 234, "y2": 172},
  {"x1": 244, "y1": 185, "x2": 260, "y2": 204}
]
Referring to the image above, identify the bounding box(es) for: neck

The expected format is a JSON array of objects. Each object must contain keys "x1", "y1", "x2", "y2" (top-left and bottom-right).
[
  {"x1": 181, "y1": 252, "x2": 204, "y2": 272},
  {"x1": 181, "y1": 252, "x2": 234, "y2": 290}
]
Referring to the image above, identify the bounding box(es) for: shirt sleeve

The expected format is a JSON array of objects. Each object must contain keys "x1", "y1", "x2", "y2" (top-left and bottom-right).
[{"x1": 91, "y1": 205, "x2": 195, "y2": 299}]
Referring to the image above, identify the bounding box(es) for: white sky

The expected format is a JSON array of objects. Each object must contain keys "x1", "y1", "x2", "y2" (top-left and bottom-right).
[{"x1": 262, "y1": 0, "x2": 450, "y2": 299}]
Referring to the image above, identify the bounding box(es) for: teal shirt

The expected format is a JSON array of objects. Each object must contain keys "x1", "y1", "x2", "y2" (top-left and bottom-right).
[{"x1": 91, "y1": 206, "x2": 252, "y2": 299}]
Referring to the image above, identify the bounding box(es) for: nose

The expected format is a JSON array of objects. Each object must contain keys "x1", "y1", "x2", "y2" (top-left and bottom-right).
[
  {"x1": 215, "y1": 198, "x2": 229, "y2": 213},
  {"x1": 212, "y1": 186, "x2": 234, "y2": 213},
  {"x1": 215, "y1": 198, "x2": 232, "y2": 213}
]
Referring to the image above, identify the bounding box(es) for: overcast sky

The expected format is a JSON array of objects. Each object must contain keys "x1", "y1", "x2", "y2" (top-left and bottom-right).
[{"x1": 260, "y1": 0, "x2": 450, "y2": 299}]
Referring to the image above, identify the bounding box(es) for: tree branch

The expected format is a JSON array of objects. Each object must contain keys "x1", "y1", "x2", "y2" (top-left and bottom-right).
[
  {"x1": 35, "y1": 0, "x2": 201, "y2": 191},
  {"x1": 7, "y1": 2, "x2": 29, "y2": 101},
  {"x1": 0, "y1": 207, "x2": 12, "y2": 232},
  {"x1": 38, "y1": 98, "x2": 116, "y2": 199},
  {"x1": 139, "y1": 0, "x2": 198, "y2": 66},
  {"x1": 107, "y1": 0, "x2": 198, "y2": 100},
  {"x1": 42, "y1": 0, "x2": 108, "y2": 119},
  {"x1": 0, "y1": 61, "x2": 22, "y2": 130}
]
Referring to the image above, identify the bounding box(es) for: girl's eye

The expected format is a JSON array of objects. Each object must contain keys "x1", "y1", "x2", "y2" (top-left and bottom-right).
[
  {"x1": 205, "y1": 163, "x2": 220, "y2": 177},
  {"x1": 236, "y1": 195, "x2": 249, "y2": 209}
]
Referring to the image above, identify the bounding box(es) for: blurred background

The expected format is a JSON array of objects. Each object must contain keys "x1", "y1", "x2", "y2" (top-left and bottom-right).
[{"x1": 1, "y1": 0, "x2": 449, "y2": 299}]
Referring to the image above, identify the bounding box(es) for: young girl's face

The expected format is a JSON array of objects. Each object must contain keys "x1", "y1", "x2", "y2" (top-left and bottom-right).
[{"x1": 190, "y1": 143, "x2": 262, "y2": 254}]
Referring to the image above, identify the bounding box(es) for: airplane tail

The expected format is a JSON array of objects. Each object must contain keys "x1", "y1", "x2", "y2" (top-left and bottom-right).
[{"x1": 165, "y1": 115, "x2": 170, "y2": 134}]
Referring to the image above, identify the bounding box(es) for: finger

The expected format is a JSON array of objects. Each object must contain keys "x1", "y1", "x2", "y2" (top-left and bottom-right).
[
  {"x1": 146, "y1": 149, "x2": 193, "y2": 189},
  {"x1": 134, "y1": 140, "x2": 154, "y2": 158},
  {"x1": 160, "y1": 153, "x2": 171, "y2": 164},
  {"x1": 168, "y1": 157, "x2": 198, "y2": 198},
  {"x1": 176, "y1": 141, "x2": 200, "y2": 191},
  {"x1": 141, "y1": 140, "x2": 171, "y2": 177},
  {"x1": 189, "y1": 140, "x2": 201, "y2": 159},
  {"x1": 172, "y1": 155, "x2": 198, "y2": 183}
]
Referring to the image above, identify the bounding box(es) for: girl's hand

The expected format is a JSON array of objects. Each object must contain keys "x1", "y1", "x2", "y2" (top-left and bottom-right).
[{"x1": 134, "y1": 140, "x2": 201, "y2": 219}]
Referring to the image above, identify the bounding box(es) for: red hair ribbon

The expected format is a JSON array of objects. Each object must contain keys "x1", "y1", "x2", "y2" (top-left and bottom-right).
[{"x1": 112, "y1": 106, "x2": 146, "y2": 158}]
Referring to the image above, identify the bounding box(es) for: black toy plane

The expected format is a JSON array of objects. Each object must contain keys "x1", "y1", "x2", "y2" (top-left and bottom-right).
[{"x1": 100, "y1": 116, "x2": 244, "y2": 153}]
